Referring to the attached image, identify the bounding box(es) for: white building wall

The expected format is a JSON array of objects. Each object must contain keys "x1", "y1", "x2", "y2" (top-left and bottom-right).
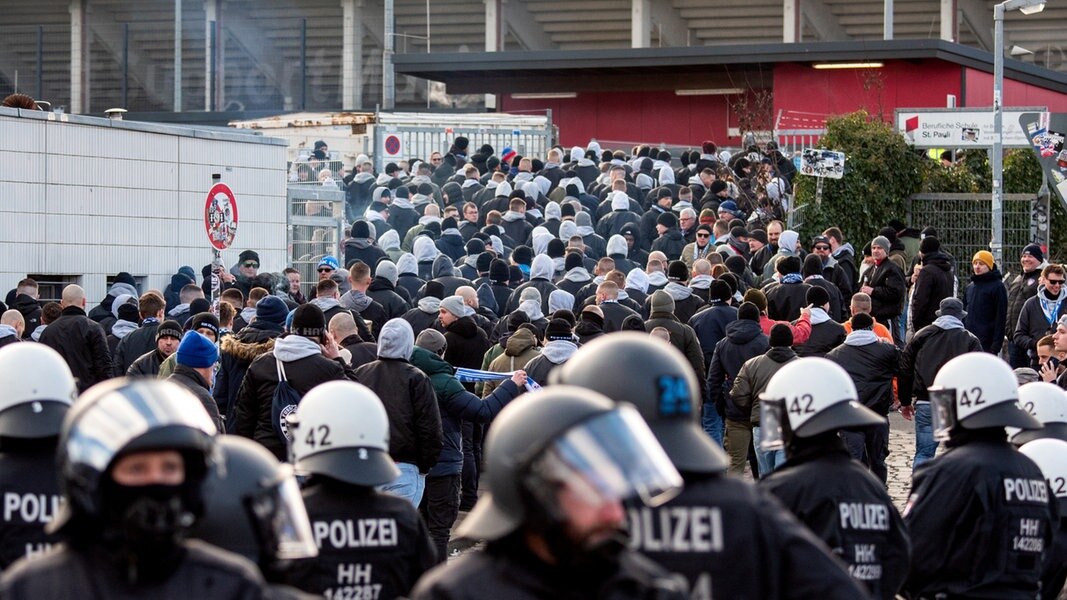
[{"x1": 0, "y1": 107, "x2": 288, "y2": 307}]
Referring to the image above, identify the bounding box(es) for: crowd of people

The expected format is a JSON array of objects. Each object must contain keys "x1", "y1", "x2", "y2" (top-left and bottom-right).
[{"x1": 0, "y1": 136, "x2": 1064, "y2": 599}]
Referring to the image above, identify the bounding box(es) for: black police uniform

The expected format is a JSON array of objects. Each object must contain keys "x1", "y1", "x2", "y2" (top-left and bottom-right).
[
  {"x1": 760, "y1": 439, "x2": 910, "y2": 600},
  {"x1": 1042, "y1": 495, "x2": 1067, "y2": 600},
  {"x1": 902, "y1": 434, "x2": 1057, "y2": 599},
  {"x1": 0, "y1": 444, "x2": 63, "y2": 569},
  {"x1": 411, "y1": 532, "x2": 686, "y2": 600},
  {"x1": 0, "y1": 538, "x2": 268, "y2": 599},
  {"x1": 631, "y1": 472, "x2": 873, "y2": 599},
  {"x1": 290, "y1": 478, "x2": 436, "y2": 599}
]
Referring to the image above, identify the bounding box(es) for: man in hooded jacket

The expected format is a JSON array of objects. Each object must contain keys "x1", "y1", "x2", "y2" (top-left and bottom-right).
[
  {"x1": 909, "y1": 236, "x2": 956, "y2": 334},
  {"x1": 505, "y1": 255, "x2": 558, "y2": 316},
  {"x1": 367, "y1": 260, "x2": 411, "y2": 319},
  {"x1": 215, "y1": 295, "x2": 288, "y2": 432},
  {"x1": 651, "y1": 261, "x2": 706, "y2": 324},
  {"x1": 645, "y1": 290, "x2": 705, "y2": 379},
  {"x1": 706, "y1": 302, "x2": 768, "y2": 449},
  {"x1": 963, "y1": 250, "x2": 1008, "y2": 354}
]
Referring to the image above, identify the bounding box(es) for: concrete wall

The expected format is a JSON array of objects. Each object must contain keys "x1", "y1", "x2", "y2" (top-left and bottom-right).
[{"x1": 0, "y1": 107, "x2": 288, "y2": 307}]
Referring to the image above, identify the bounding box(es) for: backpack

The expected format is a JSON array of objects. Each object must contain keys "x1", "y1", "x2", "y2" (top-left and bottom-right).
[{"x1": 271, "y1": 359, "x2": 303, "y2": 445}]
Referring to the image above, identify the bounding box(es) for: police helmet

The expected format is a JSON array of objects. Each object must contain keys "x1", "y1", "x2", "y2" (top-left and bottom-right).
[
  {"x1": 288, "y1": 381, "x2": 399, "y2": 487},
  {"x1": 928, "y1": 353, "x2": 1041, "y2": 439},
  {"x1": 456, "y1": 386, "x2": 682, "y2": 541},
  {"x1": 50, "y1": 378, "x2": 217, "y2": 532},
  {"x1": 192, "y1": 437, "x2": 317, "y2": 568},
  {"x1": 552, "y1": 332, "x2": 728, "y2": 473},
  {"x1": 0, "y1": 343, "x2": 76, "y2": 438},
  {"x1": 1009, "y1": 382, "x2": 1067, "y2": 445},
  {"x1": 759, "y1": 357, "x2": 884, "y2": 451},
  {"x1": 1018, "y1": 438, "x2": 1067, "y2": 506}
]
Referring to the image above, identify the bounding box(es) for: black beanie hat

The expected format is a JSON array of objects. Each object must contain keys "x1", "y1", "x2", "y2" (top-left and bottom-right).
[
  {"x1": 512, "y1": 245, "x2": 533, "y2": 266},
  {"x1": 508, "y1": 265, "x2": 525, "y2": 286},
  {"x1": 422, "y1": 221, "x2": 441, "y2": 237},
  {"x1": 710, "y1": 280, "x2": 732, "y2": 303},
  {"x1": 394, "y1": 186, "x2": 409, "y2": 199},
  {"x1": 352, "y1": 221, "x2": 371, "y2": 239},
  {"x1": 291, "y1": 304, "x2": 326, "y2": 338},
  {"x1": 466, "y1": 238, "x2": 486, "y2": 256},
  {"x1": 532, "y1": 158, "x2": 544, "y2": 172},
  {"x1": 806, "y1": 285, "x2": 830, "y2": 307},
  {"x1": 476, "y1": 252, "x2": 493, "y2": 274},
  {"x1": 920, "y1": 236, "x2": 940, "y2": 254},
  {"x1": 188, "y1": 298, "x2": 211, "y2": 317},
  {"x1": 114, "y1": 272, "x2": 136, "y2": 287},
  {"x1": 490, "y1": 259, "x2": 510, "y2": 283},
  {"x1": 565, "y1": 252, "x2": 584, "y2": 271},
  {"x1": 424, "y1": 281, "x2": 446, "y2": 300},
  {"x1": 719, "y1": 272, "x2": 739, "y2": 297},
  {"x1": 725, "y1": 255, "x2": 747, "y2": 276},
  {"x1": 189, "y1": 312, "x2": 221, "y2": 338},
  {"x1": 441, "y1": 217, "x2": 459, "y2": 231},
  {"x1": 547, "y1": 239, "x2": 566, "y2": 259},
  {"x1": 157, "y1": 320, "x2": 183, "y2": 341},
  {"x1": 803, "y1": 253, "x2": 824, "y2": 277},
  {"x1": 621, "y1": 314, "x2": 646, "y2": 331},
  {"x1": 657, "y1": 212, "x2": 679, "y2": 229},
  {"x1": 851, "y1": 313, "x2": 875, "y2": 331},
  {"x1": 710, "y1": 180, "x2": 728, "y2": 194},
  {"x1": 454, "y1": 136, "x2": 469, "y2": 152},
  {"x1": 769, "y1": 323, "x2": 794, "y2": 347},
  {"x1": 117, "y1": 303, "x2": 140, "y2": 323},
  {"x1": 507, "y1": 310, "x2": 531, "y2": 332},
  {"x1": 667, "y1": 260, "x2": 689, "y2": 282},
  {"x1": 561, "y1": 203, "x2": 577, "y2": 218},
  {"x1": 545, "y1": 318, "x2": 573, "y2": 341},
  {"x1": 737, "y1": 302, "x2": 760, "y2": 322},
  {"x1": 478, "y1": 143, "x2": 494, "y2": 156},
  {"x1": 553, "y1": 309, "x2": 576, "y2": 328},
  {"x1": 777, "y1": 255, "x2": 802, "y2": 275},
  {"x1": 238, "y1": 250, "x2": 260, "y2": 265}
]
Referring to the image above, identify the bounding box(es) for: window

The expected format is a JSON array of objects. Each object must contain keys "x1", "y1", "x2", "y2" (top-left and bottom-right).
[{"x1": 26, "y1": 275, "x2": 82, "y2": 305}]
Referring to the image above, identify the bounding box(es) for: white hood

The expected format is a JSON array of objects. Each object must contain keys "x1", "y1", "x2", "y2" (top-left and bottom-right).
[
  {"x1": 378, "y1": 229, "x2": 400, "y2": 251},
  {"x1": 658, "y1": 166, "x2": 675, "y2": 186},
  {"x1": 609, "y1": 191, "x2": 630, "y2": 211},
  {"x1": 607, "y1": 235, "x2": 628, "y2": 257},
  {"x1": 545, "y1": 201, "x2": 561, "y2": 221},
  {"x1": 413, "y1": 236, "x2": 440, "y2": 263},
  {"x1": 377, "y1": 319, "x2": 415, "y2": 359},
  {"x1": 530, "y1": 254, "x2": 555, "y2": 281},
  {"x1": 626, "y1": 268, "x2": 650, "y2": 294},
  {"x1": 397, "y1": 253, "x2": 418, "y2": 275}
]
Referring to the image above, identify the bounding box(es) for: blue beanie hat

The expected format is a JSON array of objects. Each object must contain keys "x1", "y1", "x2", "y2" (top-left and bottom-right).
[
  {"x1": 256, "y1": 296, "x2": 288, "y2": 325},
  {"x1": 176, "y1": 331, "x2": 218, "y2": 369}
]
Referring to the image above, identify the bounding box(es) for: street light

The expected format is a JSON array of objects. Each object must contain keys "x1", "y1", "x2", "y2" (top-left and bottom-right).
[{"x1": 992, "y1": 0, "x2": 1045, "y2": 268}]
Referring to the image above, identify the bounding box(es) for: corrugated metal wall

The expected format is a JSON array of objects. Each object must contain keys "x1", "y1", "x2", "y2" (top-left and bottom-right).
[{"x1": 0, "y1": 107, "x2": 288, "y2": 307}]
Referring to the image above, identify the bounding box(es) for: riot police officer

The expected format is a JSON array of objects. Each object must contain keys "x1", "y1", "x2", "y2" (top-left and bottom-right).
[
  {"x1": 553, "y1": 333, "x2": 874, "y2": 600},
  {"x1": 1009, "y1": 382, "x2": 1067, "y2": 446},
  {"x1": 412, "y1": 386, "x2": 687, "y2": 600},
  {"x1": 758, "y1": 357, "x2": 911, "y2": 600},
  {"x1": 0, "y1": 344, "x2": 74, "y2": 569},
  {"x1": 1018, "y1": 438, "x2": 1067, "y2": 599},
  {"x1": 192, "y1": 436, "x2": 319, "y2": 599},
  {"x1": 285, "y1": 380, "x2": 437, "y2": 598},
  {"x1": 903, "y1": 352, "x2": 1055, "y2": 599},
  {"x1": 0, "y1": 378, "x2": 269, "y2": 598}
]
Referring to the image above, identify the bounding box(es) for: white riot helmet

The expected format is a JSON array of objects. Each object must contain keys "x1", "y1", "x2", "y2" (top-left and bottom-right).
[
  {"x1": 0, "y1": 343, "x2": 77, "y2": 438},
  {"x1": 759, "y1": 357, "x2": 884, "y2": 451},
  {"x1": 1018, "y1": 438, "x2": 1067, "y2": 504},
  {"x1": 928, "y1": 353, "x2": 1041, "y2": 440},
  {"x1": 1009, "y1": 382, "x2": 1067, "y2": 446},
  {"x1": 287, "y1": 381, "x2": 399, "y2": 486}
]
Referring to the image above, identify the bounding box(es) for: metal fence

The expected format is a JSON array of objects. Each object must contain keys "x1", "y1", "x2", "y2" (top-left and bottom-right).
[
  {"x1": 287, "y1": 185, "x2": 345, "y2": 300},
  {"x1": 907, "y1": 193, "x2": 1036, "y2": 290},
  {"x1": 373, "y1": 125, "x2": 553, "y2": 173}
]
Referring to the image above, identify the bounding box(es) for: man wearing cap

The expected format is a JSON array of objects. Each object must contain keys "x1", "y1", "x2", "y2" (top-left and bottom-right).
[
  {"x1": 651, "y1": 211, "x2": 686, "y2": 261},
  {"x1": 112, "y1": 292, "x2": 165, "y2": 376},
  {"x1": 860, "y1": 235, "x2": 907, "y2": 346},
  {"x1": 681, "y1": 224, "x2": 715, "y2": 269},
  {"x1": 126, "y1": 319, "x2": 181, "y2": 378},
  {"x1": 706, "y1": 302, "x2": 768, "y2": 449},
  {"x1": 235, "y1": 304, "x2": 354, "y2": 461},
  {"x1": 1007, "y1": 244, "x2": 1049, "y2": 367},
  {"x1": 964, "y1": 250, "x2": 1008, "y2": 354},
  {"x1": 899, "y1": 297, "x2": 983, "y2": 467},
  {"x1": 344, "y1": 221, "x2": 388, "y2": 276},
  {"x1": 1014, "y1": 263, "x2": 1067, "y2": 370},
  {"x1": 366, "y1": 260, "x2": 410, "y2": 319},
  {"x1": 167, "y1": 332, "x2": 224, "y2": 432},
  {"x1": 909, "y1": 236, "x2": 955, "y2": 334},
  {"x1": 156, "y1": 311, "x2": 221, "y2": 379},
  {"x1": 640, "y1": 189, "x2": 675, "y2": 252}
]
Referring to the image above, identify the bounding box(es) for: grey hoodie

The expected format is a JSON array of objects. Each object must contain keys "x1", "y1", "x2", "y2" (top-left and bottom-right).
[
  {"x1": 530, "y1": 254, "x2": 554, "y2": 281},
  {"x1": 540, "y1": 339, "x2": 578, "y2": 364},
  {"x1": 432, "y1": 254, "x2": 456, "y2": 279},
  {"x1": 377, "y1": 319, "x2": 414, "y2": 359},
  {"x1": 397, "y1": 253, "x2": 418, "y2": 276},
  {"x1": 413, "y1": 237, "x2": 439, "y2": 264},
  {"x1": 340, "y1": 289, "x2": 374, "y2": 313},
  {"x1": 607, "y1": 235, "x2": 628, "y2": 257},
  {"x1": 273, "y1": 334, "x2": 322, "y2": 362}
]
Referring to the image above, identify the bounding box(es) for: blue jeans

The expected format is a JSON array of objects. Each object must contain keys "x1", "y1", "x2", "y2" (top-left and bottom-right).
[
  {"x1": 702, "y1": 404, "x2": 724, "y2": 448},
  {"x1": 752, "y1": 425, "x2": 786, "y2": 476},
  {"x1": 913, "y1": 402, "x2": 938, "y2": 469},
  {"x1": 379, "y1": 462, "x2": 426, "y2": 507}
]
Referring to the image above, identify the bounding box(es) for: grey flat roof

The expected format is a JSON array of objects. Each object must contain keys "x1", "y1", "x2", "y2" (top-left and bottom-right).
[{"x1": 395, "y1": 39, "x2": 1067, "y2": 95}]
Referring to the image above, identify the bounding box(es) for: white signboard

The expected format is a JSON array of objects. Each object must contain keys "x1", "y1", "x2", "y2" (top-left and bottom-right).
[
  {"x1": 799, "y1": 149, "x2": 845, "y2": 179},
  {"x1": 895, "y1": 108, "x2": 1044, "y2": 148}
]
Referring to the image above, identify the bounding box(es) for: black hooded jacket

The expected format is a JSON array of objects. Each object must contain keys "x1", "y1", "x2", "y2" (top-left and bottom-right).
[
  {"x1": 910, "y1": 250, "x2": 955, "y2": 332},
  {"x1": 707, "y1": 318, "x2": 768, "y2": 419}
]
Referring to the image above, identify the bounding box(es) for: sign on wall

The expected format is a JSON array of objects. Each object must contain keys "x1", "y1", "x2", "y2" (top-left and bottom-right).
[
  {"x1": 205, "y1": 183, "x2": 239, "y2": 250},
  {"x1": 799, "y1": 149, "x2": 845, "y2": 179},
  {"x1": 895, "y1": 108, "x2": 1045, "y2": 149}
]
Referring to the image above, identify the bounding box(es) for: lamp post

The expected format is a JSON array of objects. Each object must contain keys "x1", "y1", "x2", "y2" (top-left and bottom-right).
[{"x1": 992, "y1": 0, "x2": 1045, "y2": 268}]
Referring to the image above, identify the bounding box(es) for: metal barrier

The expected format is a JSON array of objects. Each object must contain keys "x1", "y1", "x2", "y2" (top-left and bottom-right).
[
  {"x1": 287, "y1": 185, "x2": 346, "y2": 300},
  {"x1": 373, "y1": 123, "x2": 553, "y2": 172},
  {"x1": 907, "y1": 193, "x2": 1036, "y2": 289}
]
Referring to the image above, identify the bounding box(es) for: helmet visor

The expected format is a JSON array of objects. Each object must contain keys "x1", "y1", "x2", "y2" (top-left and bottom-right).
[
  {"x1": 524, "y1": 405, "x2": 682, "y2": 511},
  {"x1": 246, "y1": 468, "x2": 318, "y2": 561},
  {"x1": 928, "y1": 388, "x2": 958, "y2": 441},
  {"x1": 759, "y1": 397, "x2": 786, "y2": 451}
]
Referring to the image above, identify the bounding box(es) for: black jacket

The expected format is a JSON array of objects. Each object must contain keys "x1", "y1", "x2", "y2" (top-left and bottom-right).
[
  {"x1": 865, "y1": 259, "x2": 906, "y2": 320},
  {"x1": 651, "y1": 228, "x2": 686, "y2": 261},
  {"x1": 598, "y1": 301, "x2": 640, "y2": 333},
  {"x1": 761, "y1": 440, "x2": 911, "y2": 600},
  {"x1": 899, "y1": 321, "x2": 983, "y2": 406},
  {"x1": 38, "y1": 306, "x2": 111, "y2": 393},
  {"x1": 411, "y1": 533, "x2": 686, "y2": 600},
  {"x1": 644, "y1": 312, "x2": 706, "y2": 379},
  {"x1": 354, "y1": 358, "x2": 443, "y2": 473},
  {"x1": 397, "y1": 273, "x2": 427, "y2": 302},
  {"x1": 910, "y1": 250, "x2": 956, "y2": 332},
  {"x1": 688, "y1": 303, "x2": 738, "y2": 373},
  {"x1": 367, "y1": 277, "x2": 410, "y2": 320},
  {"x1": 964, "y1": 268, "x2": 1008, "y2": 354},
  {"x1": 10, "y1": 295, "x2": 41, "y2": 340},
  {"x1": 167, "y1": 365, "x2": 224, "y2": 432},
  {"x1": 443, "y1": 317, "x2": 491, "y2": 380},
  {"x1": 831, "y1": 246, "x2": 858, "y2": 298},
  {"x1": 435, "y1": 234, "x2": 467, "y2": 262},
  {"x1": 291, "y1": 480, "x2": 437, "y2": 598},
  {"x1": 0, "y1": 448, "x2": 63, "y2": 570},
  {"x1": 707, "y1": 318, "x2": 768, "y2": 418},
  {"x1": 763, "y1": 280, "x2": 812, "y2": 322},
  {"x1": 632, "y1": 471, "x2": 872, "y2": 600},
  {"x1": 1007, "y1": 266, "x2": 1043, "y2": 341},
  {"x1": 1013, "y1": 288, "x2": 1067, "y2": 354},
  {"x1": 807, "y1": 276, "x2": 846, "y2": 322},
  {"x1": 344, "y1": 239, "x2": 388, "y2": 272},
  {"x1": 112, "y1": 321, "x2": 160, "y2": 376},
  {"x1": 126, "y1": 349, "x2": 166, "y2": 378},
  {"x1": 235, "y1": 338, "x2": 354, "y2": 460},
  {"x1": 903, "y1": 436, "x2": 1057, "y2": 600},
  {"x1": 826, "y1": 336, "x2": 900, "y2": 414},
  {"x1": 795, "y1": 318, "x2": 846, "y2": 358},
  {"x1": 214, "y1": 322, "x2": 282, "y2": 433}
]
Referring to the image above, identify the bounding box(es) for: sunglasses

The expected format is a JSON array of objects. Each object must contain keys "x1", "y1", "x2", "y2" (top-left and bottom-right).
[
  {"x1": 813, "y1": 245, "x2": 830, "y2": 251},
  {"x1": 1048, "y1": 279, "x2": 1066, "y2": 286},
  {"x1": 242, "y1": 262, "x2": 259, "y2": 268},
  {"x1": 696, "y1": 233, "x2": 711, "y2": 238},
  {"x1": 318, "y1": 267, "x2": 334, "y2": 273}
]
